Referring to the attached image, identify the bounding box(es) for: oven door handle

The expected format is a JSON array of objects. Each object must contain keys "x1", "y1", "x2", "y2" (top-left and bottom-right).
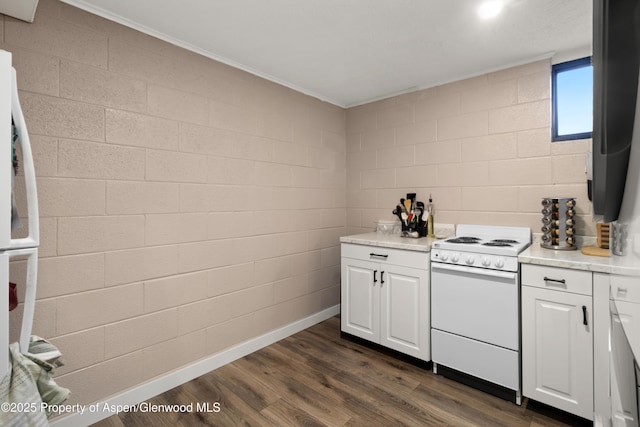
[{"x1": 431, "y1": 262, "x2": 517, "y2": 280}]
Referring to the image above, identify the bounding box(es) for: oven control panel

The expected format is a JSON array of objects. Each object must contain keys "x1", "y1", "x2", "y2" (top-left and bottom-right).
[{"x1": 430, "y1": 249, "x2": 518, "y2": 272}]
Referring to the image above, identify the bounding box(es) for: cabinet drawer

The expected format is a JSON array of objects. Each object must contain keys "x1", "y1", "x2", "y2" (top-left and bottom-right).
[
  {"x1": 611, "y1": 275, "x2": 640, "y2": 303},
  {"x1": 521, "y1": 264, "x2": 592, "y2": 296},
  {"x1": 341, "y1": 243, "x2": 429, "y2": 270}
]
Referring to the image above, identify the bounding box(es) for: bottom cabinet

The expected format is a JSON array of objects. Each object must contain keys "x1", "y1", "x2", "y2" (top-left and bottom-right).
[
  {"x1": 341, "y1": 244, "x2": 430, "y2": 361},
  {"x1": 610, "y1": 273, "x2": 640, "y2": 427},
  {"x1": 341, "y1": 258, "x2": 380, "y2": 343},
  {"x1": 610, "y1": 300, "x2": 639, "y2": 427},
  {"x1": 379, "y1": 265, "x2": 429, "y2": 359},
  {"x1": 521, "y1": 286, "x2": 593, "y2": 420}
]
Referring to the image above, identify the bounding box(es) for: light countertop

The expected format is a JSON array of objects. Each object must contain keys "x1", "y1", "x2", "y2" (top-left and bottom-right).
[
  {"x1": 519, "y1": 244, "x2": 640, "y2": 276},
  {"x1": 340, "y1": 232, "x2": 438, "y2": 252},
  {"x1": 341, "y1": 232, "x2": 640, "y2": 276}
]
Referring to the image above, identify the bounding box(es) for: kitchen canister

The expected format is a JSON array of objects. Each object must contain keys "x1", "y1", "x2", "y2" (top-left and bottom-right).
[
  {"x1": 375, "y1": 219, "x2": 400, "y2": 235},
  {"x1": 540, "y1": 197, "x2": 577, "y2": 250}
]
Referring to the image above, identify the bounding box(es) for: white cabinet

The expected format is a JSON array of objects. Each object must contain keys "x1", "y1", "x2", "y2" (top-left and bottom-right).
[
  {"x1": 341, "y1": 243, "x2": 430, "y2": 361},
  {"x1": 341, "y1": 257, "x2": 379, "y2": 342},
  {"x1": 610, "y1": 300, "x2": 639, "y2": 427},
  {"x1": 380, "y1": 264, "x2": 429, "y2": 357},
  {"x1": 610, "y1": 274, "x2": 640, "y2": 427},
  {"x1": 521, "y1": 264, "x2": 593, "y2": 420}
]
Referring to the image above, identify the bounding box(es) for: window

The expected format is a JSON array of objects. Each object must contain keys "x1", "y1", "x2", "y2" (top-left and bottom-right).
[{"x1": 552, "y1": 57, "x2": 593, "y2": 141}]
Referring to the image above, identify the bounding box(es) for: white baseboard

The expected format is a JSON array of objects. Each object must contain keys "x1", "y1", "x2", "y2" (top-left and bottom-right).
[{"x1": 51, "y1": 304, "x2": 340, "y2": 427}]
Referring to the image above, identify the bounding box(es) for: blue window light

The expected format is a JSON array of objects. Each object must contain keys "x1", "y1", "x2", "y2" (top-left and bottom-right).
[{"x1": 552, "y1": 57, "x2": 593, "y2": 142}]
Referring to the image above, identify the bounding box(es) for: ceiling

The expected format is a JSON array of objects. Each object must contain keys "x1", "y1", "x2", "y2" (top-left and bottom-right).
[{"x1": 58, "y1": 0, "x2": 592, "y2": 108}]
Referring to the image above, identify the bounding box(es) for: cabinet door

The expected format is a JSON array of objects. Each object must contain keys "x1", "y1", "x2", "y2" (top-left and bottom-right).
[
  {"x1": 610, "y1": 302, "x2": 639, "y2": 427},
  {"x1": 614, "y1": 300, "x2": 640, "y2": 367},
  {"x1": 380, "y1": 264, "x2": 430, "y2": 360},
  {"x1": 341, "y1": 258, "x2": 380, "y2": 342},
  {"x1": 522, "y1": 286, "x2": 593, "y2": 420}
]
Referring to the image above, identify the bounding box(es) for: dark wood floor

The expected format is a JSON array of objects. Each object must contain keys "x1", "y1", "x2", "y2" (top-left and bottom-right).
[{"x1": 93, "y1": 316, "x2": 591, "y2": 426}]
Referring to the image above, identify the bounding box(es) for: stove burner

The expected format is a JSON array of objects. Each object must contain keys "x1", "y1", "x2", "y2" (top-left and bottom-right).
[
  {"x1": 446, "y1": 236, "x2": 482, "y2": 244},
  {"x1": 483, "y1": 241, "x2": 513, "y2": 247},
  {"x1": 491, "y1": 239, "x2": 519, "y2": 244}
]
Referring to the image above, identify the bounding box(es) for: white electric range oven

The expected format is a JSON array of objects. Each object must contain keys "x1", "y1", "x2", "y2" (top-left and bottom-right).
[{"x1": 430, "y1": 224, "x2": 531, "y2": 405}]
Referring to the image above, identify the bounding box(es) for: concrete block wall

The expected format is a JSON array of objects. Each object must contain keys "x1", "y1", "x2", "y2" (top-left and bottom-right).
[
  {"x1": 5, "y1": 0, "x2": 345, "y2": 406},
  {"x1": 346, "y1": 59, "x2": 592, "y2": 237},
  {"x1": 2, "y1": 0, "x2": 593, "y2": 414}
]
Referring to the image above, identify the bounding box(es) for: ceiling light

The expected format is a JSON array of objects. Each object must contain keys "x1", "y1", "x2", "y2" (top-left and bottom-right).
[{"x1": 478, "y1": 1, "x2": 504, "y2": 19}]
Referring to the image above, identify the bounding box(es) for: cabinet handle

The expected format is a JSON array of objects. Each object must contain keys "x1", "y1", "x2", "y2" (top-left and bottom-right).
[
  {"x1": 381, "y1": 271, "x2": 385, "y2": 285},
  {"x1": 543, "y1": 276, "x2": 566, "y2": 286},
  {"x1": 370, "y1": 253, "x2": 389, "y2": 260},
  {"x1": 373, "y1": 270, "x2": 378, "y2": 284},
  {"x1": 582, "y1": 305, "x2": 588, "y2": 326}
]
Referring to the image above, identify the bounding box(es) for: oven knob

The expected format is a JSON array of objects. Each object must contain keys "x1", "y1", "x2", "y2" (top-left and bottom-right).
[
  {"x1": 451, "y1": 253, "x2": 459, "y2": 263},
  {"x1": 440, "y1": 251, "x2": 449, "y2": 261},
  {"x1": 481, "y1": 256, "x2": 491, "y2": 267},
  {"x1": 466, "y1": 255, "x2": 475, "y2": 265},
  {"x1": 495, "y1": 257, "x2": 505, "y2": 269}
]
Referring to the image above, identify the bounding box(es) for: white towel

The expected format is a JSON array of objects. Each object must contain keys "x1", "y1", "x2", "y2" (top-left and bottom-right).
[{"x1": 0, "y1": 341, "x2": 70, "y2": 426}]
